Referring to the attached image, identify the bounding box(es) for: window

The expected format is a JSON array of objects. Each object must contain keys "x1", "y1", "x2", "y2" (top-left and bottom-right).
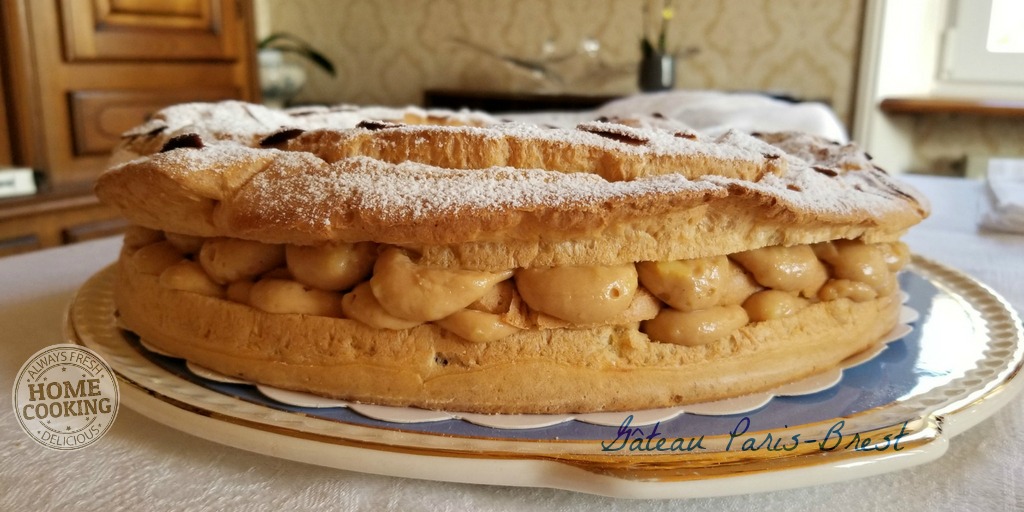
[
  {"x1": 987, "y1": 0, "x2": 1024, "y2": 52},
  {"x1": 941, "y1": 0, "x2": 1024, "y2": 84}
]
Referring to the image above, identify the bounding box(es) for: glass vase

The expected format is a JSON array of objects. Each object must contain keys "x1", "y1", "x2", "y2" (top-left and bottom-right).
[{"x1": 638, "y1": 53, "x2": 675, "y2": 91}]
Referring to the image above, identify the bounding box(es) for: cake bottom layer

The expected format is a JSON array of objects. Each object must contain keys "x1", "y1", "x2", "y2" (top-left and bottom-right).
[{"x1": 116, "y1": 260, "x2": 901, "y2": 414}]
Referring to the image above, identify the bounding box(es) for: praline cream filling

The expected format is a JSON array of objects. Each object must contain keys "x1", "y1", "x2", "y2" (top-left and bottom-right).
[{"x1": 121, "y1": 226, "x2": 910, "y2": 346}]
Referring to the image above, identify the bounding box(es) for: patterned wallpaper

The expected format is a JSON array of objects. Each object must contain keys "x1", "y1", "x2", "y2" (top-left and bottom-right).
[
  {"x1": 256, "y1": 0, "x2": 1023, "y2": 172},
  {"x1": 257, "y1": 0, "x2": 865, "y2": 125}
]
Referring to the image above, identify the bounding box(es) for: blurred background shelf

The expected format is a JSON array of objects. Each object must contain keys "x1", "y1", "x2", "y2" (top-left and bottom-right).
[
  {"x1": 880, "y1": 97, "x2": 1024, "y2": 118},
  {"x1": 424, "y1": 89, "x2": 619, "y2": 113}
]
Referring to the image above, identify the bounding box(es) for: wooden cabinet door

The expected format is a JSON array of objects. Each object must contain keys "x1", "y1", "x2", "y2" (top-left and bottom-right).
[
  {"x1": 0, "y1": 60, "x2": 11, "y2": 166},
  {"x1": 60, "y1": 0, "x2": 241, "y2": 61},
  {"x1": 0, "y1": 0, "x2": 256, "y2": 256},
  {"x1": 2, "y1": 0, "x2": 258, "y2": 187}
]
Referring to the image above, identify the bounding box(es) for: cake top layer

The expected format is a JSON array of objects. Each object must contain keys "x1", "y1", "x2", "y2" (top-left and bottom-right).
[
  {"x1": 112, "y1": 101, "x2": 499, "y2": 164},
  {"x1": 96, "y1": 101, "x2": 929, "y2": 267}
]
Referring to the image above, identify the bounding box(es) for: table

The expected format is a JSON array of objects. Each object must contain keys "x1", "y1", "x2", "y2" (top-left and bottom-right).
[
  {"x1": 423, "y1": 89, "x2": 620, "y2": 113},
  {"x1": 1, "y1": 175, "x2": 1021, "y2": 511}
]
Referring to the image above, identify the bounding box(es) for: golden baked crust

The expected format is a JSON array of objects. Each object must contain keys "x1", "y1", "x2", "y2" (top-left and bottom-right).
[
  {"x1": 275, "y1": 121, "x2": 786, "y2": 182},
  {"x1": 96, "y1": 101, "x2": 928, "y2": 414},
  {"x1": 109, "y1": 102, "x2": 498, "y2": 164},
  {"x1": 117, "y1": 255, "x2": 901, "y2": 413},
  {"x1": 95, "y1": 103, "x2": 928, "y2": 270}
]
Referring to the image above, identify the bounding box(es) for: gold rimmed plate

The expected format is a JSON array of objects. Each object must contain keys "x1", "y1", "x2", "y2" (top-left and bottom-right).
[{"x1": 65, "y1": 256, "x2": 1024, "y2": 499}]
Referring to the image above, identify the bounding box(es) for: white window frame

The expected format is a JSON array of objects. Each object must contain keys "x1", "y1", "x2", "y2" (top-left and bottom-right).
[
  {"x1": 854, "y1": 0, "x2": 1024, "y2": 173},
  {"x1": 939, "y1": 0, "x2": 1024, "y2": 85}
]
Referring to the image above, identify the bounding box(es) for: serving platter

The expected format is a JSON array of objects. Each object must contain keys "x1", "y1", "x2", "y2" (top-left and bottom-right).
[
  {"x1": 67, "y1": 256, "x2": 1024, "y2": 499},
  {"x1": 135, "y1": 303, "x2": 917, "y2": 428}
]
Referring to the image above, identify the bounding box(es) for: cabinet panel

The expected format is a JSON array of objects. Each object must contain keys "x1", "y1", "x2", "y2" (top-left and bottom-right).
[
  {"x1": 0, "y1": 186, "x2": 124, "y2": 256},
  {"x1": 0, "y1": 77, "x2": 10, "y2": 165},
  {"x1": 63, "y1": 216, "x2": 129, "y2": 244},
  {"x1": 60, "y1": 0, "x2": 239, "y2": 61},
  {"x1": 0, "y1": 0, "x2": 255, "y2": 255},
  {"x1": 104, "y1": 0, "x2": 209, "y2": 20},
  {"x1": 0, "y1": 60, "x2": 11, "y2": 166},
  {"x1": 15, "y1": 0, "x2": 258, "y2": 186},
  {"x1": 0, "y1": 234, "x2": 41, "y2": 257},
  {"x1": 69, "y1": 88, "x2": 239, "y2": 156}
]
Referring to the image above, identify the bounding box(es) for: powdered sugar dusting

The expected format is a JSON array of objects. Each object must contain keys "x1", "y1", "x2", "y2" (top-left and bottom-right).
[
  {"x1": 235, "y1": 150, "x2": 920, "y2": 238},
  {"x1": 247, "y1": 155, "x2": 722, "y2": 228},
  {"x1": 706, "y1": 166, "x2": 899, "y2": 220},
  {"x1": 106, "y1": 102, "x2": 926, "y2": 240},
  {"x1": 492, "y1": 121, "x2": 772, "y2": 162},
  {"x1": 754, "y1": 131, "x2": 866, "y2": 171},
  {"x1": 357, "y1": 159, "x2": 717, "y2": 219},
  {"x1": 113, "y1": 101, "x2": 501, "y2": 165},
  {"x1": 118, "y1": 102, "x2": 785, "y2": 172},
  {"x1": 120, "y1": 101, "x2": 500, "y2": 147}
]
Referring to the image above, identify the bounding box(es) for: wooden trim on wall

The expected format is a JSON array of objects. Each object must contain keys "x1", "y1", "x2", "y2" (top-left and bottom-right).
[
  {"x1": 237, "y1": 0, "x2": 261, "y2": 104},
  {"x1": 0, "y1": 49, "x2": 12, "y2": 166},
  {"x1": 879, "y1": 97, "x2": 1024, "y2": 118},
  {"x1": 24, "y1": 0, "x2": 90, "y2": 184},
  {"x1": 1, "y1": 0, "x2": 43, "y2": 170}
]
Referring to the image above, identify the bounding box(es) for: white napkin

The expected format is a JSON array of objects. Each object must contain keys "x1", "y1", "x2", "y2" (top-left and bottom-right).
[
  {"x1": 503, "y1": 90, "x2": 849, "y2": 142},
  {"x1": 979, "y1": 158, "x2": 1024, "y2": 234},
  {"x1": 595, "y1": 90, "x2": 849, "y2": 143}
]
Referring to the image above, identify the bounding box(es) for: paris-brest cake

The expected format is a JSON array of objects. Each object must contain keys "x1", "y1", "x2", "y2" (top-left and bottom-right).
[{"x1": 95, "y1": 101, "x2": 929, "y2": 414}]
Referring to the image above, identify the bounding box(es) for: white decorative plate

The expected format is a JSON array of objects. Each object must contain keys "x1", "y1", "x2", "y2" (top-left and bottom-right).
[
  {"x1": 137, "y1": 305, "x2": 916, "y2": 429},
  {"x1": 67, "y1": 256, "x2": 1024, "y2": 499}
]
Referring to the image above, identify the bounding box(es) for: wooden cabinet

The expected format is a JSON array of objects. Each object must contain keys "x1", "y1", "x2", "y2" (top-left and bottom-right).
[
  {"x1": 0, "y1": 60, "x2": 11, "y2": 167},
  {"x1": 0, "y1": 183, "x2": 129, "y2": 257},
  {"x1": 0, "y1": 0, "x2": 259, "y2": 256},
  {"x1": 3, "y1": 0, "x2": 259, "y2": 185},
  {"x1": 60, "y1": 0, "x2": 244, "y2": 62}
]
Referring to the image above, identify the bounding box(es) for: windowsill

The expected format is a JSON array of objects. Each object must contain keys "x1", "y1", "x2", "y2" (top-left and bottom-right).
[{"x1": 879, "y1": 96, "x2": 1024, "y2": 118}]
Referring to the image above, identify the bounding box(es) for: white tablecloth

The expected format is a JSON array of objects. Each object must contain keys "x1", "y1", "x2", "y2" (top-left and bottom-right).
[{"x1": 1, "y1": 175, "x2": 1021, "y2": 511}]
